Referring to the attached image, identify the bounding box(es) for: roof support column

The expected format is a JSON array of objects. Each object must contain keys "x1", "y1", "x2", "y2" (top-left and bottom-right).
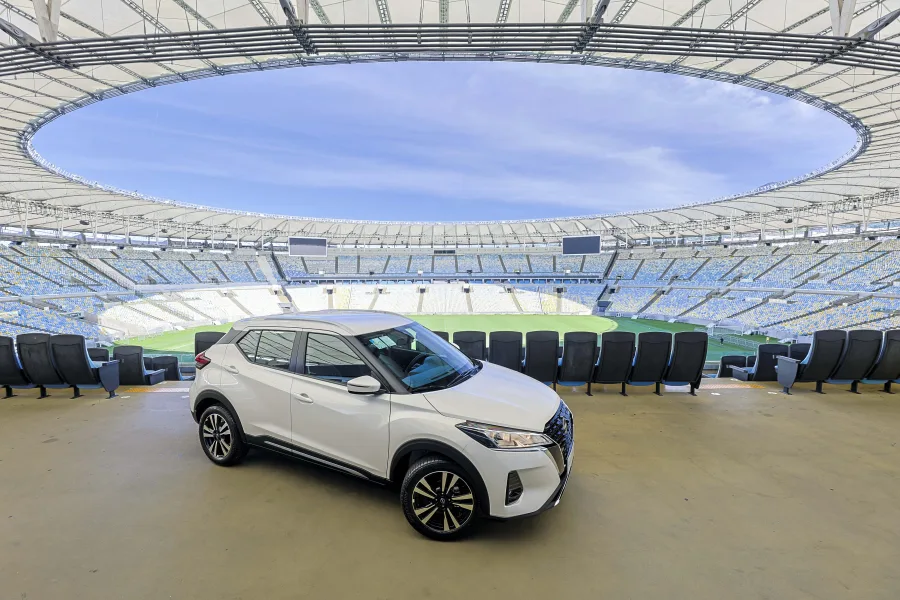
[
  {"x1": 829, "y1": 0, "x2": 858, "y2": 37},
  {"x1": 30, "y1": 0, "x2": 60, "y2": 42}
]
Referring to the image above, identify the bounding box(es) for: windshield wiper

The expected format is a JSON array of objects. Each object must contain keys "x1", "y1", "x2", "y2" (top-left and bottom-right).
[
  {"x1": 411, "y1": 366, "x2": 477, "y2": 394},
  {"x1": 446, "y1": 366, "x2": 478, "y2": 388}
]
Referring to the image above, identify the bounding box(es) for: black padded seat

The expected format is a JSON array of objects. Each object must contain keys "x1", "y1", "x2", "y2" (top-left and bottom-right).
[
  {"x1": 626, "y1": 332, "x2": 672, "y2": 396},
  {"x1": 863, "y1": 329, "x2": 900, "y2": 392},
  {"x1": 488, "y1": 331, "x2": 523, "y2": 373},
  {"x1": 88, "y1": 347, "x2": 110, "y2": 362},
  {"x1": 593, "y1": 331, "x2": 636, "y2": 396},
  {"x1": 0, "y1": 335, "x2": 34, "y2": 398},
  {"x1": 732, "y1": 344, "x2": 788, "y2": 382},
  {"x1": 717, "y1": 355, "x2": 747, "y2": 378},
  {"x1": 49, "y1": 335, "x2": 119, "y2": 398},
  {"x1": 826, "y1": 330, "x2": 883, "y2": 393},
  {"x1": 777, "y1": 330, "x2": 847, "y2": 394},
  {"x1": 453, "y1": 331, "x2": 486, "y2": 361},
  {"x1": 558, "y1": 332, "x2": 598, "y2": 394},
  {"x1": 789, "y1": 343, "x2": 811, "y2": 361},
  {"x1": 523, "y1": 331, "x2": 560, "y2": 386},
  {"x1": 113, "y1": 346, "x2": 166, "y2": 386},
  {"x1": 663, "y1": 332, "x2": 709, "y2": 395},
  {"x1": 151, "y1": 356, "x2": 187, "y2": 381},
  {"x1": 16, "y1": 333, "x2": 69, "y2": 398},
  {"x1": 195, "y1": 331, "x2": 226, "y2": 357},
  {"x1": 434, "y1": 331, "x2": 450, "y2": 342}
]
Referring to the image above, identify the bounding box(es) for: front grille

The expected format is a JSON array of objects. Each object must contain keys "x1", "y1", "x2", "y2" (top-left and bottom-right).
[{"x1": 543, "y1": 402, "x2": 574, "y2": 470}]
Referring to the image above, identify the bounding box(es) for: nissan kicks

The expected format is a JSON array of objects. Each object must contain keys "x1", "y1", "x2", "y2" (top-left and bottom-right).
[{"x1": 189, "y1": 310, "x2": 573, "y2": 540}]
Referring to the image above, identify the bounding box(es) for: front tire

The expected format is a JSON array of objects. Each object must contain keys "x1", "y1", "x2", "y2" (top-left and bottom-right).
[
  {"x1": 199, "y1": 405, "x2": 247, "y2": 466},
  {"x1": 401, "y1": 456, "x2": 479, "y2": 540}
]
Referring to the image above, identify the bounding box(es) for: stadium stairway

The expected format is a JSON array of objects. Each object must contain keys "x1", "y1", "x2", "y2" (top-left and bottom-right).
[
  {"x1": 176, "y1": 297, "x2": 216, "y2": 321},
  {"x1": 752, "y1": 255, "x2": 789, "y2": 282},
  {"x1": 765, "y1": 295, "x2": 868, "y2": 329},
  {"x1": 724, "y1": 295, "x2": 770, "y2": 320},
  {"x1": 720, "y1": 257, "x2": 749, "y2": 283},
  {"x1": 86, "y1": 258, "x2": 135, "y2": 289},
  {"x1": 508, "y1": 288, "x2": 524, "y2": 313},
  {"x1": 602, "y1": 251, "x2": 617, "y2": 279},
  {"x1": 792, "y1": 255, "x2": 832, "y2": 281},
  {"x1": 824, "y1": 252, "x2": 891, "y2": 285},
  {"x1": 659, "y1": 260, "x2": 677, "y2": 281},
  {"x1": 368, "y1": 289, "x2": 380, "y2": 310},
  {"x1": 147, "y1": 299, "x2": 194, "y2": 322},
  {"x1": 417, "y1": 289, "x2": 425, "y2": 313},
  {"x1": 220, "y1": 292, "x2": 252, "y2": 318},
  {"x1": 637, "y1": 289, "x2": 665, "y2": 314},
  {"x1": 683, "y1": 257, "x2": 712, "y2": 282},
  {"x1": 256, "y1": 254, "x2": 281, "y2": 284},
  {"x1": 677, "y1": 290, "x2": 718, "y2": 317},
  {"x1": 465, "y1": 290, "x2": 474, "y2": 313}
]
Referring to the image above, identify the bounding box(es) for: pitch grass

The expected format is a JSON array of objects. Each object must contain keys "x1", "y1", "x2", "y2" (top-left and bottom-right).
[{"x1": 119, "y1": 315, "x2": 768, "y2": 362}]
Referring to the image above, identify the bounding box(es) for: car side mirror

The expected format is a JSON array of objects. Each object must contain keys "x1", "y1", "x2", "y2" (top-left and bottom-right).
[{"x1": 347, "y1": 375, "x2": 383, "y2": 395}]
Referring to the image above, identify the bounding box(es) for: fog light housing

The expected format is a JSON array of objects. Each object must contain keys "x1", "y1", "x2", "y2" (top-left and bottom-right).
[{"x1": 506, "y1": 471, "x2": 523, "y2": 505}]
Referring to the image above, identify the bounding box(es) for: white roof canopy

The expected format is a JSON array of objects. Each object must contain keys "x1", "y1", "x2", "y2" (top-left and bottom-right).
[{"x1": 1, "y1": 0, "x2": 899, "y2": 246}]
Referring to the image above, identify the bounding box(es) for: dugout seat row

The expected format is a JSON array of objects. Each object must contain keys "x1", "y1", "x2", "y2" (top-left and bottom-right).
[
  {"x1": 0, "y1": 334, "x2": 120, "y2": 399},
  {"x1": 447, "y1": 329, "x2": 708, "y2": 396},
  {"x1": 777, "y1": 329, "x2": 900, "y2": 394},
  {"x1": 724, "y1": 342, "x2": 811, "y2": 382},
  {"x1": 0, "y1": 335, "x2": 185, "y2": 399}
]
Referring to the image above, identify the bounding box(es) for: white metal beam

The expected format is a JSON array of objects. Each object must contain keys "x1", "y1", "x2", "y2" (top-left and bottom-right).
[
  {"x1": 30, "y1": 0, "x2": 59, "y2": 42},
  {"x1": 830, "y1": 0, "x2": 859, "y2": 37}
]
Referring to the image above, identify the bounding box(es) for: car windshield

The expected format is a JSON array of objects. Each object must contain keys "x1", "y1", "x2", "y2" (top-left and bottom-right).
[{"x1": 356, "y1": 322, "x2": 480, "y2": 393}]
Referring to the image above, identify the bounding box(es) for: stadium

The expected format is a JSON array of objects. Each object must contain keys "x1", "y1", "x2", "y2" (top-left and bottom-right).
[{"x1": 1, "y1": 0, "x2": 900, "y2": 596}]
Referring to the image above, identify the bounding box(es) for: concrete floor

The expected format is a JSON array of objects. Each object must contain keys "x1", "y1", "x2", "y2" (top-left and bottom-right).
[{"x1": 1, "y1": 379, "x2": 898, "y2": 600}]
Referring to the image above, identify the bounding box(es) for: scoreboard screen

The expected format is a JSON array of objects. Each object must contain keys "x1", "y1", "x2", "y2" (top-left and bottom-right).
[
  {"x1": 288, "y1": 237, "x2": 327, "y2": 257},
  {"x1": 562, "y1": 235, "x2": 602, "y2": 255}
]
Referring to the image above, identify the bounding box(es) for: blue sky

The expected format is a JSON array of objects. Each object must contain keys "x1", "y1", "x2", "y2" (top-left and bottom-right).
[{"x1": 33, "y1": 61, "x2": 857, "y2": 221}]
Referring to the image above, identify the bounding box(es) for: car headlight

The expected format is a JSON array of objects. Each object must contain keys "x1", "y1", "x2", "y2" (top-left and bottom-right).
[{"x1": 457, "y1": 421, "x2": 554, "y2": 450}]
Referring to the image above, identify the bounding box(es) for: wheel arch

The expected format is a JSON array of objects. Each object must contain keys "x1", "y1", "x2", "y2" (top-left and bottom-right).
[
  {"x1": 194, "y1": 390, "x2": 247, "y2": 443},
  {"x1": 390, "y1": 439, "x2": 491, "y2": 513}
]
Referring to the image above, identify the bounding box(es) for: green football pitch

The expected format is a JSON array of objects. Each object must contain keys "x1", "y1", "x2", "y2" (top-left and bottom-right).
[{"x1": 118, "y1": 314, "x2": 767, "y2": 362}]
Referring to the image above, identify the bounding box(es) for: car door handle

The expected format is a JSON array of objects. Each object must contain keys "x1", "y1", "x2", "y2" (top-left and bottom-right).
[
  {"x1": 223, "y1": 365, "x2": 239, "y2": 374},
  {"x1": 293, "y1": 392, "x2": 314, "y2": 404}
]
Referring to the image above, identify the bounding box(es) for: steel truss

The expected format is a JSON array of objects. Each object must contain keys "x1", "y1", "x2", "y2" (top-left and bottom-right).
[
  {"x1": 1, "y1": 188, "x2": 896, "y2": 247},
  {"x1": 2, "y1": 23, "x2": 900, "y2": 246},
  {"x1": 2, "y1": 23, "x2": 900, "y2": 78}
]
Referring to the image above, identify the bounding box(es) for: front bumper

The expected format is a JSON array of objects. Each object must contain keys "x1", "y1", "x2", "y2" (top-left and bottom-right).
[
  {"x1": 499, "y1": 444, "x2": 574, "y2": 520},
  {"x1": 466, "y1": 402, "x2": 575, "y2": 519}
]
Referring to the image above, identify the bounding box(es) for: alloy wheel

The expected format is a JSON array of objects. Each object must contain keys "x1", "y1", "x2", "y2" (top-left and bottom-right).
[
  {"x1": 410, "y1": 471, "x2": 474, "y2": 533},
  {"x1": 202, "y1": 413, "x2": 232, "y2": 460}
]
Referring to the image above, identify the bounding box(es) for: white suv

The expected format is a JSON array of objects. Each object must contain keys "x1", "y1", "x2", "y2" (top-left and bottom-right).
[{"x1": 189, "y1": 310, "x2": 573, "y2": 540}]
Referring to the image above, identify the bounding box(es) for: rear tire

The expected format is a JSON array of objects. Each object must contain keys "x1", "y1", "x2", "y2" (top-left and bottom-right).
[
  {"x1": 199, "y1": 405, "x2": 246, "y2": 466},
  {"x1": 401, "y1": 456, "x2": 479, "y2": 540}
]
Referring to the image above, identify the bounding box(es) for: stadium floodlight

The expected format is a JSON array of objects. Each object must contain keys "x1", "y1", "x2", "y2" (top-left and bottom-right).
[
  {"x1": 0, "y1": 17, "x2": 41, "y2": 45},
  {"x1": 854, "y1": 8, "x2": 900, "y2": 41}
]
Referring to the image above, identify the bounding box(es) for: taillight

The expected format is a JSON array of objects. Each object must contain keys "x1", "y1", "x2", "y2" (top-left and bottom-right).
[{"x1": 195, "y1": 352, "x2": 211, "y2": 370}]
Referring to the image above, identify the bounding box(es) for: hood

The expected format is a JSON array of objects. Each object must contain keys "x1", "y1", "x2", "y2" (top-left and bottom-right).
[{"x1": 423, "y1": 361, "x2": 561, "y2": 431}]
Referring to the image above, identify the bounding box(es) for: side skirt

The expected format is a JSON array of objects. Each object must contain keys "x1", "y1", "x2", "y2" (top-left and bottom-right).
[{"x1": 245, "y1": 434, "x2": 389, "y2": 486}]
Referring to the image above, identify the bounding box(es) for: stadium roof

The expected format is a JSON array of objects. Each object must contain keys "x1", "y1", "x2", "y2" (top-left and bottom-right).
[{"x1": 1, "y1": 0, "x2": 900, "y2": 246}]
